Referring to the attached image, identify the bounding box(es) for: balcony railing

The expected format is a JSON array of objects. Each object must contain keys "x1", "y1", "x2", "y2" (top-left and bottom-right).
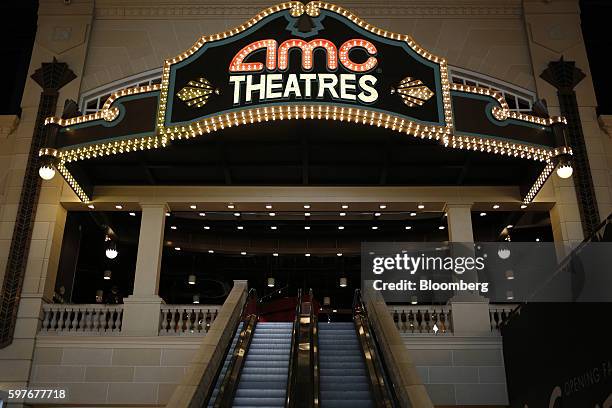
[
  {"x1": 390, "y1": 305, "x2": 453, "y2": 334},
  {"x1": 390, "y1": 304, "x2": 519, "y2": 335},
  {"x1": 39, "y1": 303, "x2": 222, "y2": 336},
  {"x1": 40, "y1": 304, "x2": 123, "y2": 335},
  {"x1": 159, "y1": 305, "x2": 221, "y2": 335}
]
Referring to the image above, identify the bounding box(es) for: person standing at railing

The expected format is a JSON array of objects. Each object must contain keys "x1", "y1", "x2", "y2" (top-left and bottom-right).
[
  {"x1": 104, "y1": 285, "x2": 123, "y2": 304},
  {"x1": 52, "y1": 286, "x2": 66, "y2": 304}
]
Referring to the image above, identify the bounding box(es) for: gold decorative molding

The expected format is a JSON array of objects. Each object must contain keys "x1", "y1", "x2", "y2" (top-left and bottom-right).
[{"x1": 94, "y1": 1, "x2": 522, "y2": 20}]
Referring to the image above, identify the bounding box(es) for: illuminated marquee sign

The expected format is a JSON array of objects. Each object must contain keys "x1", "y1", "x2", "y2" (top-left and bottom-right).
[
  {"x1": 227, "y1": 38, "x2": 379, "y2": 105},
  {"x1": 40, "y1": 2, "x2": 571, "y2": 206},
  {"x1": 160, "y1": 2, "x2": 451, "y2": 134}
]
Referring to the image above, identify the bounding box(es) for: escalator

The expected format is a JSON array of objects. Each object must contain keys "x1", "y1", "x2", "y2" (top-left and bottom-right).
[
  {"x1": 204, "y1": 289, "x2": 398, "y2": 408},
  {"x1": 233, "y1": 322, "x2": 292, "y2": 406},
  {"x1": 205, "y1": 290, "x2": 297, "y2": 408},
  {"x1": 319, "y1": 322, "x2": 374, "y2": 407}
]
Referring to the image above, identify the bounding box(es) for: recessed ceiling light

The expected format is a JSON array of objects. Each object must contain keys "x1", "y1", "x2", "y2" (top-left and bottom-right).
[
  {"x1": 190, "y1": 205, "x2": 197, "y2": 209},
  {"x1": 269, "y1": 212, "x2": 276, "y2": 216},
  {"x1": 405, "y1": 226, "x2": 412, "y2": 230},
  {"x1": 338, "y1": 226, "x2": 344, "y2": 230},
  {"x1": 266, "y1": 205, "x2": 273, "y2": 209},
  {"x1": 493, "y1": 204, "x2": 500, "y2": 209},
  {"x1": 374, "y1": 212, "x2": 381, "y2": 217},
  {"x1": 129, "y1": 212, "x2": 136, "y2": 216},
  {"x1": 175, "y1": 247, "x2": 181, "y2": 251},
  {"x1": 304, "y1": 226, "x2": 311, "y2": 230},
  {"x1": 342, "y1": 204, "x2": 349, "y2": 209},
  {"x1": 273, "y1": 253, "x2": 279, "y2": 257},
  {"x1": 507, "y1": 225, "x2": 513, "y2": 229},
  {"x1": 410, "y1": 212, "x2": 416, "y2": 217},
  {"x1": 340, "y1": 212, "x2": 346, "y2": 216},
  {"x1": 417, "y1": 204, "x2": 425, "y2": 209},
  {"x1": 337, "y1": 253, "x2": 342, "y2": 257},
  {"x1": 199, "y1": 212, "x2": 206, "y2": 217},
  {"x1": 271, "y1": 226, "x2": 277, "y2": 230},
  {"x1": 480, "y1": 212, "x2": 487, "y2": 216},
  {"x1": 234, "y1": 212, "x2": 241, "y2": 217},
  {"x1": 204, "y1": 226, "x2": 210, "y2": 230},
  {"x1": 241, "y1": 251, "x2": 247, "y2": 255},
  {"x1": 305, "y1": 253, "x2": 311, "y2": 257},
  {"x1": 87, "y1": 204, "x2": 95, "y2": 209},
  {"x1": 304, "y1": 212, "x2": 311, "y2": 217},
  {"x1": 438, "y1": 226, "x2": 446, "y2": 230},
  {"x1": 304, "y1": 204, "x2": 311, "y2": 209},
  {"x1": 379, "y1": 204, "x2": 387, "y2": 209},
  {"x1": 371, "y1": 226, "x2": 378, "y2": 230},
  {"x1": 520, "y1": 204, "x2": 527, "y2": 209},
  {"x1": 237, "y1": 226, "x2": 244, "y2": 230},
  {"x1": 227, "y1": 204, "x2": 235, "y2": 209},
  {"x1": 208, "y1": 250, "x2": 214, "y2": 253},
  {"x1": 115, "y1": 205, "x2": 123, "y2": 210},
  {"x1": 171, "y1": 226, "x2": 177, "y2": 230}
]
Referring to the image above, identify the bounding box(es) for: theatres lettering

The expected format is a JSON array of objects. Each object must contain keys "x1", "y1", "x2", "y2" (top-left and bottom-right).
[{"x1": 228, "y1": 38, "x2": 379, "y2": 105}]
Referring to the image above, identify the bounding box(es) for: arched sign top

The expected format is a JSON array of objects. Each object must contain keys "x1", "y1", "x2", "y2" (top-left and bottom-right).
[{"x1": 156, "y1": 1, "x2": 454, "y2": 143}]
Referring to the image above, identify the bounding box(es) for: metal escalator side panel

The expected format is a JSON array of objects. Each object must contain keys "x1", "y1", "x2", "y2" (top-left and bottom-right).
[
  {"x1": 213, "y1": 314, "x2": 258, "y2": 408},
  {"x1": 206, "y1": 325, "x2": 243, "y2": 408}
]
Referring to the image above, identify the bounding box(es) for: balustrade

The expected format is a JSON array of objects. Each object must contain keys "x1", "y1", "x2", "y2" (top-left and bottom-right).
[
  {"x1": 159, "y1": 305, "x2": 220, "y2": 335},
  {"x1": 40, "y1": 304, "x2": 123, "y2": 335},
  {"x1": 390, "y1": 305, "x2": 452, "y2": 334}
]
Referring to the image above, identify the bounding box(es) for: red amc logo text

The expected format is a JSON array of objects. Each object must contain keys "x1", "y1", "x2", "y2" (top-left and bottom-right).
[{"x1": 229, "y1": 38, "x2": 378, "y2": 73}]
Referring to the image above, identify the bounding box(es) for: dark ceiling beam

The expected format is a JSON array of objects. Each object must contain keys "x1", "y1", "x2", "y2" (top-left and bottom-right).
[
  {"x1": 379, "y1": 134, "x2": 392, "y2": 185},
  {"x1": 301, "y1": 130, "x2": 309, "y2": 185},
  {"x1": 456, "y1": 155, "x2": 471, "y2": 185},
  {"x1": 138, "y1": 158, "x2": 157, "y2": 185},
  {"x1": 214, "y1": 138, "x2": 232, "y2": 185}
]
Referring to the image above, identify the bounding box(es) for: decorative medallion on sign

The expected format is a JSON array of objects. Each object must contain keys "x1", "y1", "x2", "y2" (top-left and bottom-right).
[
  {"x1": 392, "y1": 76, "x2": 434, "y2": 107},
  {"x1": 176, "y1": 77, "x2": 219, "y2": 108}
]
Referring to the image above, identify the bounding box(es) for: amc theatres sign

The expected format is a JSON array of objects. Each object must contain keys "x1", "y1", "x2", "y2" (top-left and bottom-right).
[
  {"x1": 160, "y1": 2, "x2": 449, "y2": 131},
  {"x1": 228, "y1": 38, "x2": 379, "y2": 104}
]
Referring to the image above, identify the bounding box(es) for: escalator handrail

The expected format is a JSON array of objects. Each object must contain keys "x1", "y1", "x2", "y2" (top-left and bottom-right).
[
  {"x1": 310, "y1": 288, "x2": 320, "y2": 408},
  {"x1": 353, "y1": 289, "x2": 398, "y2": 408},
  {"x1": 285, "y1": 288, "x2": 303, "y2": 408},
  {"x1": 212, "y1": 289, "x2": 258, "y2": 408}
]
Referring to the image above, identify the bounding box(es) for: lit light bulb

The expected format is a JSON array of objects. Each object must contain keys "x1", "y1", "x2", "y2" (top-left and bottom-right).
[
  {"x1": 556, "y1": 163, "x2": 573, "y2": 179},
  {"x1": 105, "y1": 247, "x2": 118, "y2": 259},
  {"x1": 39, "y1": 165, "x2": 55, "y2": 180},
  {"x1": 498, "y1": 247, "x2": 511, "y2": 260}
]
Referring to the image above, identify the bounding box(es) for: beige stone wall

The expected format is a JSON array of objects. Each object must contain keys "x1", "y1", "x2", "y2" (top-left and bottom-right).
[
  {"x1": 0, "y1": 0, "x2": 94, "y2": 393},
  {"x1": 28, "y1": 336, "x2": 201, "y2": 406},
  {"x1": 81, "y1": 0, "x2": 534, "y2": 92},
  {"x1": 524, "y1": 0, "x2": 612, "y2": 230}
]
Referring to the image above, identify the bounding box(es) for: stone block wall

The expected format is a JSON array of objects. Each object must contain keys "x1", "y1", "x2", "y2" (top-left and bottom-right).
[
  {"x1": 27, "y1": 336, "x2": 201, "y2": 406},
  {"x1": 402, "y1": 335, "x2": 509, "y2": 406}
]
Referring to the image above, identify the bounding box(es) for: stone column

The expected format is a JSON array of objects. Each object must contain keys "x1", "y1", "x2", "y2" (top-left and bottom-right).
[
  {"x1": 121, "y1": 203, "x2": 168, "y2": 336},
  {"x1": 445, "y1": 203, "x2": 492, "y2": 336}
]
